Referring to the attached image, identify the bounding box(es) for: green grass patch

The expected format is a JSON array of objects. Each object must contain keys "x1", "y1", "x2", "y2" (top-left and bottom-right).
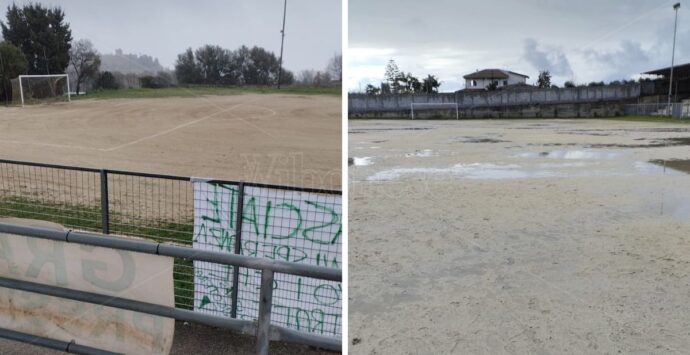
[
  {"x1": 0, "y1": 196, "x2": 195, "y2": 309},
  {"x1": 75, "y1": 85, "x2": 340, "y2": 100}
]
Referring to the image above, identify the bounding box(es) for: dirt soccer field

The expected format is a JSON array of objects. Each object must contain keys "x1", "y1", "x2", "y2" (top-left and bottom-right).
[
  {"x1": 0, "y1": 93, "x2": 340, "y2": 189},
  {"x1": 349, "y1": 119, "x2": 690, "y2": 354}
]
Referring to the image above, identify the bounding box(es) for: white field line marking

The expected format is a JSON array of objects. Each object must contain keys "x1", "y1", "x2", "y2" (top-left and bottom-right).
[
  {"x1": 161, "y1": 89, "x2": 277, "y2": 138},
  {"x1": 224, "y1": 104, "x2": 276, "y2": 139},
  {"x1": 0, "y1": 100, "x2": 279, "y2": 152},
  {"x1": 101, "y1": 102, "x2": 246, "y2": 152}
]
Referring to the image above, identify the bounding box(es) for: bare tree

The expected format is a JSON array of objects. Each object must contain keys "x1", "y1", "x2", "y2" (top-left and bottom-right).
[
  {"x1": 326, "y1": 53, "x2": 342, "y2": 82},
  {"x1": 69, "y1": 39, "x2": 101, "y2": 94},
  {"x1": 298, "y1": 69, "x2": 316, "y2": 85}
]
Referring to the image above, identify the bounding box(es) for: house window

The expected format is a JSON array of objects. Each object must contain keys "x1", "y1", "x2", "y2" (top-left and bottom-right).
[
  {"x1": 471, "y1": 80, "x2": 477, "y2": 87},
  {"x1": 503, "y1": 80, "x2": 508, "y2": 86}
]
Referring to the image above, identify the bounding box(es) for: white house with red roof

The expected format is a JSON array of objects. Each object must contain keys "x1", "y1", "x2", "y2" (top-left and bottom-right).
[{"x1": 463, "y1": 69, "x2": 529, "y2": 90}]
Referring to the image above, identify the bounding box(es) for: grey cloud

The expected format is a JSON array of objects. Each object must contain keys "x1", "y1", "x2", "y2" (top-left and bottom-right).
[
  {"x1": 583, "y1": 40, "x2": 652, "y2": 80},
  {"x1": 349, "y1": 0, "x2": 686, "y2": 89},
  {"x1": 523, "y1": 38, "x2": 573, "y2": 77}
]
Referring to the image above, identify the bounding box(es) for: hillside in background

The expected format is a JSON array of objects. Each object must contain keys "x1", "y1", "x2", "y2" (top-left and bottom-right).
[{"x1": 100, "y1": 49, "x2": 167, "y2": 74}]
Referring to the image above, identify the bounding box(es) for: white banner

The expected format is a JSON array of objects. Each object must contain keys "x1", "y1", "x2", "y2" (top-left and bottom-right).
[
  {"x1": 192, "y1": 180, "x2": 342, "y2": 337},
  {"x1": 0, "y1": 218, "x2": 175, "y2": 354}
]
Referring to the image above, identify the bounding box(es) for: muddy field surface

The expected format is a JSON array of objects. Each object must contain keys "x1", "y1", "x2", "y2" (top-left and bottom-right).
[
  {"x1": 0, "y1": 94, "x2": 341, "y2": 189},
  {"x1": 349, "y1": 119, "x2": 690, "y2": 354}
]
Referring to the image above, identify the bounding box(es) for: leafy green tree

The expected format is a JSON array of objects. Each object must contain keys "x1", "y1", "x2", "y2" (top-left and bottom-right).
[
  {"x1": 486, "y1": 81, "x2": 498, "y2": 91},
  {"x1": 278, "y1": 69, "x2": 294, "y2": 85},
  {"x1": 231, "y1": 45, "x2": 251, "y2": 84},
  {"x1": 174, "y1": 44, "x2": 288, "y2": 86},
  {"x1": 537, "y1": 70, "x2": 551, "y2": 88},
  {"x1": 194, "y1": 45, "x2": 229, "y2": 85},
  {"x1": 421, "y1": 75, "x2": 441, "y2": 93},
  {"x1": 1, "y1": 4, "x2": 72, "y2": 75},
  {"x1": 564, "y1": 80, "x2": 575, "y2": 88},
  {"x1": 93, "y1": 71, "x2": 119, "y2": 90},
  {"x1": 174, "y1": 48, "x2": 199, "y2": 84},
  {"x1": 0, "y1": 41, "x2": 28, "y2": 102},
  {"x1": 384, "y1": 59, "x2": 401, "y2": 93},
  {"x1": 248, "y1": 46, "x2": 279, "y2": 85},
  {"x1": 69, "y1": 39, "x2": 100, "y2": 94},
  {"x1": 404, "y1": 73, "x2": 422, "y2": 93},
  {"x1": 365, "y1": 84, "x2": 380, "y2": 95}
]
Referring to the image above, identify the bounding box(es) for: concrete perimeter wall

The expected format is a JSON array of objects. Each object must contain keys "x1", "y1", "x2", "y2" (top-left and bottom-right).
[{"x1": 349, "y1": 84, "x2": 641, "y2": 118}]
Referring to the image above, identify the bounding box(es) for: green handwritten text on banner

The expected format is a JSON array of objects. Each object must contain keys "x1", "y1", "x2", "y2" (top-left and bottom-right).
[{"x1": 192, "y1": 181, "x2": 342, "y2": 337}]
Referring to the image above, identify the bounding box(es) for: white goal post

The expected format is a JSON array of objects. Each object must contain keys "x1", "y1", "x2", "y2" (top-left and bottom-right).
[
  {"x1": 410, "y1": 102, "x2": 459, "y2": 120},
  {"x1": 17, "y1": 74, "x2": 71, "y2": 107}
]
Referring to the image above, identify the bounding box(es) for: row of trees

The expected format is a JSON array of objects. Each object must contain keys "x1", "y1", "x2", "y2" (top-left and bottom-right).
[
  {"x1": 2, "y1": 3, "x2": 333, "y2": 102},
  {"x1": 364, "y1": 59, "x2": 441, "y2": 95},
  {"x1": 175, "y1": 45, "x2": 295, "y2": 86},
  {"x1": 538, "y1": 70, "x2": 639, "y2": 89}
]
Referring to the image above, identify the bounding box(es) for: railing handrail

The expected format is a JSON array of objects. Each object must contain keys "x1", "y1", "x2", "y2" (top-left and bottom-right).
[
  {"x1": 0, "y1": 222, "x2": 342, "y2": 354},
  {"x1": 0, "y1": 223, "x2": 342, "y2": 282}
]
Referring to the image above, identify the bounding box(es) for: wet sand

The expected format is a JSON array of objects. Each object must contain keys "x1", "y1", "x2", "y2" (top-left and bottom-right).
[{"x1": 349, "y1": 119, "x2": 690, "y2": 354}]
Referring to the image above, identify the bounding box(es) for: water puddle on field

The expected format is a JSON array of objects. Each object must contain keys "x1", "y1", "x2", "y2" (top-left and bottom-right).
[
  {"x1": 367, "y1": 163, "x2": 561, "y2": 181},
  {"x1": 349, "y1": 127, "x2": 433, "y2": 134},
  {"x1": 405, "y1": 149, "x2": 436, "y2": 158},
  {"x1": 350, "y1": 157, "x2": 373, "y2": 166},
  {"x1": 635, "y1": 180, "x2": 690, "y2": 220},
  {"x1": 660, "y1": 196, "x2": 690, "y2": 219},
  {"x1": 648, "y1": 159, "x2": 690, "y2": 174},
  {"x1": 515, "y1": 149, "x2": 623, "y2": 160},
  {"x1": 450, "y1": 136, "x2": 508, "y2": 144},
  {"x1": 366, "y1": 160, "x2": 688, "y2": 182}
]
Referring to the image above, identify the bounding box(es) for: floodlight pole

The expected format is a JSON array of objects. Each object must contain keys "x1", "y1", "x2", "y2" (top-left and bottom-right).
[
  {"x1": 277, "y1": 0, "x2": 287, "y2": 89},
  {"x1": 668, "y1": 2, "x2": 680, "y2": 115}
]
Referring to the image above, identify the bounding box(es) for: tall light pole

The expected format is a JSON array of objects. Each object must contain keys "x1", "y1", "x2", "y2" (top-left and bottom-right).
[
  {"x1": 668, "y1": 2, "x2": 681, "y2": 115},
  {"x1": 277, "y1": 0, "x2": 287, "y2": 89}
]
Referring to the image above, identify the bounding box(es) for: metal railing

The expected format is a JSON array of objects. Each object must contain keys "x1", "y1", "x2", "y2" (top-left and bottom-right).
[
  {"x1": 0, "y1": 222, "x2": 342, "y2": 354},
  {"x1": 0, "y1": 159, "x2": 342, "y2": 348},
  {"x1": 624, "y1": 102, "x2": 690, "y2": 118}
]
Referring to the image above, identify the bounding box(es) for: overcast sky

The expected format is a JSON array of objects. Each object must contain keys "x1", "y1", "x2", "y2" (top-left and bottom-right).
[
  {"x1": 0, "y1": 0, "x2": 341, "y2": 73},
  {"x1": 349, "y1": 0, "x2": 689, "y2": 92}
]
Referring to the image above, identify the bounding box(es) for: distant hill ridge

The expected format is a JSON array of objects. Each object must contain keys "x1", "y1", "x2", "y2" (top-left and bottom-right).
[{"x1": 100, "y1": 49, "x2": 167, "y2": 74}]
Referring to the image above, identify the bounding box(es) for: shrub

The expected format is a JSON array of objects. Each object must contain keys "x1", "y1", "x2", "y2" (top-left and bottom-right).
[
  {"x1": 140, "y1": 72, "x2": 174, "y2": 88},
  {"x1": 93, "y1": 71, "x2": 119, "y2": 90}
]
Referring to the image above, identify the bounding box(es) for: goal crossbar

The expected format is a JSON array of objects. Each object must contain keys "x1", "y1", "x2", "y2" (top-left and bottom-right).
[
  {"x1": 410, "y1": 102, "x2": 459, "y2": 120},
  {"x1": 18, "y1": 74, "x2": 71, "y2": 107}
]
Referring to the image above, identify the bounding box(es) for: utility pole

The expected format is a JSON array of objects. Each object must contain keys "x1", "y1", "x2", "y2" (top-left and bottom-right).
[
  {"x1": 668, "y1": 2, "x2": 680, "y2": 116},
  {"x1": 277, "y1": 0, "x2": 287, "y2": 89}
]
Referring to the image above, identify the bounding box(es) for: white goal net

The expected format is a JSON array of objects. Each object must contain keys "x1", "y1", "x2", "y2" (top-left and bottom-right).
[
  {"x1": 410, "y1": 102, "x2": 459, "y2": 120},
  {"x1": 11, "y1": 74, "x2": 71, "y2": 106}
]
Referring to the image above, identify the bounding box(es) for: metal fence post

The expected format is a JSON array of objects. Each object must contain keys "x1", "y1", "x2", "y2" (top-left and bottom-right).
[
  {"x1": 100, "y1": 169, "x2": 109, "y2": 234},
  {"x1": 256, "y1": 269, "x2": 275, "y2": 355},
  {"x1": 231, "y1": 181, "x2": 245, "y2": 319}
]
